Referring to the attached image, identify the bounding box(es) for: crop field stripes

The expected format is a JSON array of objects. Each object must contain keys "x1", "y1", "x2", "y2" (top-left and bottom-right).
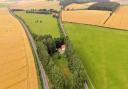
[
  {"x1": 62, "y1": 10, "x2": 112, "y2": 26},
  {"x1": 12, "y1": 10, "x2": 49, "y2": 89},
  {"x1": 104, "y1": 6, "x2": 128, "y2": 30},
  {"x1": 64, "y1": 2, "x2": 96, "y2": 10},
  {"x1": 103, "y1": 6, "x2": 120, "y2": 24},
  {"x1": 0, "y1": 8, "x2": 39, "y2": 89},
  {"x1": 62, "y1": 6, "x2": 128, "y2": 31}
]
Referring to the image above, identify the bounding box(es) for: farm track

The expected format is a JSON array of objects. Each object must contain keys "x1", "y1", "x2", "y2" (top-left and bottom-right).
[{"x1": 0, "y1": 8, "x2": 38, "y2": 89}]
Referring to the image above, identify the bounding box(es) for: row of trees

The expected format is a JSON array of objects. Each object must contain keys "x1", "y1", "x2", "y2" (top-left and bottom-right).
[
  {"x1": 33, "y1": 33, "x2": 87, "y2": 89},
  {"x1": 34, "y1": 34, "x2": 66, "y2": 89},
  {"x1": 26, "y1": 9, "x2": 50, "y2": 14},
  {"x1": 26, "y1": 9, "x2": 59, "y2": 14},
  {"x1": 64, "y1": 37, "x2": 87, "y2": 89}
]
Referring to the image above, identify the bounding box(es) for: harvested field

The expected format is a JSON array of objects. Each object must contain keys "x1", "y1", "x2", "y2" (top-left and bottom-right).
[
  {"x1": 0, "y1": 8, "x2": 38, "y2": 89},
  {"x1": 62, "y1": 10, "x2": 111, "y2": 25},
  {"x1": 9, "y1": 1, "x2": 60, "y2": 10},
  {"x1": 64, "y1": 2, "x2": 96, "y2": 10},
  {"x1": 62, "y1": 5, "x2": 128, "y2": 30},
  {"x1": 105, "y1": 6, "x2": 128, "y2": 30}
]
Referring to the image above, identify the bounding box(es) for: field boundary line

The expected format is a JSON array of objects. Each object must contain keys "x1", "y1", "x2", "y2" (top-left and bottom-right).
[
  {"x1": 8, "y1": 8, "x2": 49, "y2": 89},
  {"x1": 85, "y1": 71, "x2": 95, "y2": 89},
  {"x1": 63, "y1": 21, "x2": 128, "y2": 32},
  {"x1": 104, "y1": 6, "x2": 120, "y2": 24},
  {"x1": 103, "y1": 12, "x2": 112, "y2": 24},
  {"x1": 59, "y1": 11, "x2": 95, "y2": 89}
]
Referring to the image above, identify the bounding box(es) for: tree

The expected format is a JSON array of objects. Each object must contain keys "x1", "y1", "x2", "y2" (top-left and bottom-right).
[
  {"x1": 36, "y1": 41, "x2": 50, "y2": 67},
  {"x1": 46, "y1": 60, "x2": 66, "y2": 89},
  {"x1": 64, "y1": 37, "x2": 87, "y2": 89}
]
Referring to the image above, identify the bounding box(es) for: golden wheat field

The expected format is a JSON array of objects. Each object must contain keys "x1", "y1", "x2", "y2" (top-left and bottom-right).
[
  {"x1": 0, "y1": 8, "x2": 38, "y2": 89},
  {"x1": 64, "y1": 2, "x2": 96, "y2": 10},
  {"x1": 9, "y1": 1, "x2": 60, "y2": 10},
  {"x1": 105, "y1": 6, "x2": 128, "y2": 30},
  {"x1": 62, "y1": 10, "x2": 111, "y2": 25}
]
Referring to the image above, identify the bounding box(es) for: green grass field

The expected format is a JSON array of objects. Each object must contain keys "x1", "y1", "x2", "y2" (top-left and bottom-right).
[
  {"x1": 0, "y1": 3, "x2": 8, "y2": 8},
  {"x1": 15, "y1": 11, "x2": 60, "y2": 37},
  {"x1": 64, "y1": 23, "x2": 128, "y2": 89},
  {"x1": 54, "y1": 57, "x2": 73, "y2": 88}
]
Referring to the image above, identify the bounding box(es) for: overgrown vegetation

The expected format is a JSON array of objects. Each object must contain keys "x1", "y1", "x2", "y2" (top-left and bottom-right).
[
  {"x1": 34, "y1": 34, "x2": 66, "y2": 89},
  {"x1": 33, "y1": 34, "x2": 87, "y2": 89},
  {"x1": 88, "y1": 2, "x2": 120, "y2": 11},
  {"x1": 65, "y1": 37, "x2": 87, "y2": 89}
]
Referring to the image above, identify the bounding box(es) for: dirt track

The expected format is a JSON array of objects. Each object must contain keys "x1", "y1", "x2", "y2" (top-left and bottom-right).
[{"x1": 0, "y1": 8, "x2": 38, "y2": 89}]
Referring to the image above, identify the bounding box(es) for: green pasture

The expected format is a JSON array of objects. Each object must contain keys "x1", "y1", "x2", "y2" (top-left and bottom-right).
[
  {"x1": 64, "y1": 23, "x2": 128, "y2": 89},
  {"x1": 15, "y1": 11, "x2": 60, "y2": 37}
]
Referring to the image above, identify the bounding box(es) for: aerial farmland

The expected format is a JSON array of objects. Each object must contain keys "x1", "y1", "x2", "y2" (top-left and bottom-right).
[
  {"x1": 62, "y1": 1, "x2": 128, "y2": 89},
  {"x1": 105, "y1": 5, "x2": 128, "y2": 29},
  {"x1": 62, "y1": 10, "x2": 111, "y2": 25},
  {"x1": 0, "y1": 8, "x2": 38, "y2": 89},
  {"x1": 1, "y1": 0, "x2": 128, "y2": 89}
]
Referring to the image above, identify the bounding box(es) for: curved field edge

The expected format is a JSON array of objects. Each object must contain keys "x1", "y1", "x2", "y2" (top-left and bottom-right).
[
  {"x1": 0, "y1": 8, "x2": 38, "y2": 89},
  {"x1": 64, "y1": 23, "x2": 128, "y2": 89},
  {"x1": 10, "y1": 10, "x2": 43, "y2": 89}
]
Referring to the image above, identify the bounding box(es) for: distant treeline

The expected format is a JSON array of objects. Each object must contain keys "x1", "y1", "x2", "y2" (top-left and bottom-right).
[
  {"x1": 11, "y1": 9, "x2": 25, "y2": 11},
  {"x1": 26, "y1": 9, "x2": 50, "y2": 14},
  {"x1": 88, "y1": 2, "x2": 120, "y2": 11}
]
